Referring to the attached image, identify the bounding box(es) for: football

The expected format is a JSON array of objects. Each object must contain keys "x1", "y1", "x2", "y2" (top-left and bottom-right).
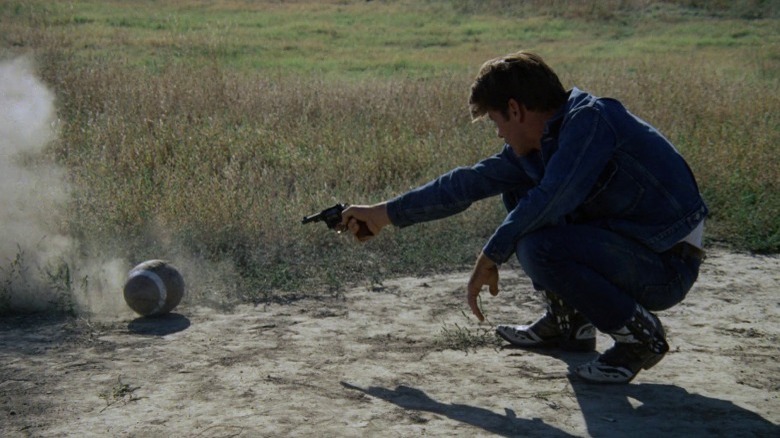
[{"x1": 123, "y1": 260, "x2": 185, "y2": 316}]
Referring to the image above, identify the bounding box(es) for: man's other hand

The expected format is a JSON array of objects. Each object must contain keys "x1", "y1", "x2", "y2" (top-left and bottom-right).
[{"x1": 467, "y1": 252, "x2": 500, "y2": 321}]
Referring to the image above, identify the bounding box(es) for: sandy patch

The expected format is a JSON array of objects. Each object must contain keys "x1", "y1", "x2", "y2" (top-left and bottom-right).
[{"x1": 1, "y1": 247, "x2": 778, "y2": 437}]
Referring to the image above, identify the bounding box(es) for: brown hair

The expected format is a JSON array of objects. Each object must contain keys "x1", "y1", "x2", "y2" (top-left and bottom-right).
[{"x1": 469, "y1": 51, "x2": 567, "y2": 120}]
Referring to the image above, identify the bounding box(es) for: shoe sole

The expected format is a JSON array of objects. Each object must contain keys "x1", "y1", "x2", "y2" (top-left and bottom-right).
[
  {"x1": 496, "y1": 329, "x2": 596, "y2": 352},
  {"x1": 641, "y1": 351, "x2": 666, "y2": 371},
  {"x1": 575, "y1": 351, "x2": 667, "y2": 384}
]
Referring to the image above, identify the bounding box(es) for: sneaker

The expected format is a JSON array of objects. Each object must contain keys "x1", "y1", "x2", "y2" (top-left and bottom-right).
[
  {"x1": 575, "y1": 304, "x2": 669, "y2": 383},
  {"x1": 574, "y1": 341, "x2": 667, "y2": 383},
  {"x1": 496, "y1": 311, "x2": 596, "y2": 352}
]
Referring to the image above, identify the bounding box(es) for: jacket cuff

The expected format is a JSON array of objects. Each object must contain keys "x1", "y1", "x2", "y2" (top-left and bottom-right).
[
  {"x1": 385, "y1": 195, "x2": 413, "y2": 228},
  {"x1": 482, "y1": 240, "x2": 510, "y2": 265}
]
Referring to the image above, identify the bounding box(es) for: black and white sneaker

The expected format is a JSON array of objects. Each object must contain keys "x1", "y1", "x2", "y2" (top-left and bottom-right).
[
  {"x1": 496, "y1": 311, "x2": 596, "y2": 352},
  {"x1": 574, "y1": 342, "x2": 666, "y2": 383},
  {"x1": 575, "y1": 304, "x2": 669, "y2": 384}
]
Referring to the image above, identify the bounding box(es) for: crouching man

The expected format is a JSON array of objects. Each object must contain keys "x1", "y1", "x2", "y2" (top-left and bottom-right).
[{"x1": 341, "y1": 51, "x2": 706, "y2": 384}]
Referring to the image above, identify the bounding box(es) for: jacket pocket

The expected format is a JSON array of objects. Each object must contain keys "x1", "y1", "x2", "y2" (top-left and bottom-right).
[{"x1": 576, "y1": 160, "x2": 644, "y2": 220}]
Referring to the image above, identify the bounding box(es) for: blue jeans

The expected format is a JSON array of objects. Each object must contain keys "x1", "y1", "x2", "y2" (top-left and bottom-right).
[{"x1": 516, "y1": 225, "x2": 702, "y2": 332}]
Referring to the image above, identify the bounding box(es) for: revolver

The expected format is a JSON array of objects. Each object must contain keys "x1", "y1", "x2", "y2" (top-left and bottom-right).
[{"x1": 302, "y1": 203, "x2": 373, "y2": 237}]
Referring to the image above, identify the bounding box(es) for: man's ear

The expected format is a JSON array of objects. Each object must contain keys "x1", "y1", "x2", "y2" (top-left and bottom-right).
[{"x1": 507, "y1": 98, "x2": 525, "y2": 122}]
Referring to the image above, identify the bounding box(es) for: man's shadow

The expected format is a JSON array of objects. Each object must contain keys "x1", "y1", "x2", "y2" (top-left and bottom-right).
[
  {"x1": 567, "y1": 372, "x2": 780, "y2": 437},
  {"x1": 504, "y1": 345, "x2": 778, "y2": 436},
  {"x1": 340, "y1": 381, "x2": 575, "y2": 437},
  {"x1": 342, "y1": 345, "x2": 778, "y2": 437}
]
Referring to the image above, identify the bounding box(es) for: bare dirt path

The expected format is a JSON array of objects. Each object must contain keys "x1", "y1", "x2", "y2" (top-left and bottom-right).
[{"x1": 1, "y1": 247, "x2": 778, "y2": 437}]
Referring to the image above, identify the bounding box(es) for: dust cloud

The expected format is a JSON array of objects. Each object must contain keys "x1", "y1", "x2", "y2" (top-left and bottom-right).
[{"x1": 0, "y1": 57, "x2": 129, "y2": 318}]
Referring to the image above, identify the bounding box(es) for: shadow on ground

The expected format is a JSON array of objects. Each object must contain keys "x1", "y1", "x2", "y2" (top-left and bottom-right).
[
  {"x1": 127, "y1": 313, "x2": 190, "y2": 336},
  {"x1": 342, "y1": 344, "x2": 779, "y2": 437},
  {"x1": 341, "y1": 381, "x2": 575, "y2": 437}
]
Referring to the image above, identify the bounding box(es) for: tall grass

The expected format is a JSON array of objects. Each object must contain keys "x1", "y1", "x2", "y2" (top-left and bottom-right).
[
  {"x1": 49, "y1": 60, "x2": 496, "y2": 294},
  {"x1": 1, "y1": 0, "x2": 778, "y2": 312}
]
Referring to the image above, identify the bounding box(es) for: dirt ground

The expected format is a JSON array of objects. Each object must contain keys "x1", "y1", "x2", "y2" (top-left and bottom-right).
[{"x1": 1, "y1": 247, "x2": 778, "y2": 437}]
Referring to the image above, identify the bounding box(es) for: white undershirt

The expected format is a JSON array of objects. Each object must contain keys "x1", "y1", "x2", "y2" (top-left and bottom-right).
[{"x1": 680, "y1": 220, "x2": 705, "y2": 249}]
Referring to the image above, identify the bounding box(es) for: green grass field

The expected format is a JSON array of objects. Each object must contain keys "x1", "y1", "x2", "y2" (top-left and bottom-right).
[{"x1": 1, "y1": 0, "x2": 778, "y2": 313}]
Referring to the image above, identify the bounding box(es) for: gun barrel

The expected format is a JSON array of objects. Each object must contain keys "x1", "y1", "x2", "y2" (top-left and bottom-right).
[{"x1": 301, "y1": 213, "x2": 322, "y2": 224}]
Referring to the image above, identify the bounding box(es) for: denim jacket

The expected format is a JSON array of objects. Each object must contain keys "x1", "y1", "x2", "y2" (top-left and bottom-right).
[{"x1": 386, "y1": 88, "x2": 708, "y2": 264}]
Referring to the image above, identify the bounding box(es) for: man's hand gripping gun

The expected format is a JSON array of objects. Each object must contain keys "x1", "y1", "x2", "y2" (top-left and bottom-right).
[{"x1": 301, "y1": 203, "x2": 373, "y2": 238}]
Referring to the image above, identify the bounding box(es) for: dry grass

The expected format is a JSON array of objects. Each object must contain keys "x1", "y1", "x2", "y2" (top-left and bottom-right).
[{"x1": 1, "y1": 0, "x2": 778, "y2": 313}]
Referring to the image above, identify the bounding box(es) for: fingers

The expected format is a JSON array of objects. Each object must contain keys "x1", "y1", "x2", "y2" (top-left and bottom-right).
[
  {"x1": 467, "y1": 283, "x2": 484, "y2": 322},
  {"x1": 341, "y1": 207, "x2": 369, "y2": 241},
  {"x1": 348, "y1": 218, "x2": 373, "y2": 242},
  {"x1": 489, "y1": 275, "x2": 499, "y2": 296},
  {"x1": 340, "y1": 206, "x2": 357, "y2": 229},
  {"x1": 342, "y1": 204, "x2": 389, "y2": 241},
  {"x1": 467, "y1": 270, "x2": 486, "y2": 321},
  {"x1": 466, "y1": 273, "x2": 485, "y2": 322},
  {"x1": 467, "y1": 252, "x2": 500, "y2": 321}
]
